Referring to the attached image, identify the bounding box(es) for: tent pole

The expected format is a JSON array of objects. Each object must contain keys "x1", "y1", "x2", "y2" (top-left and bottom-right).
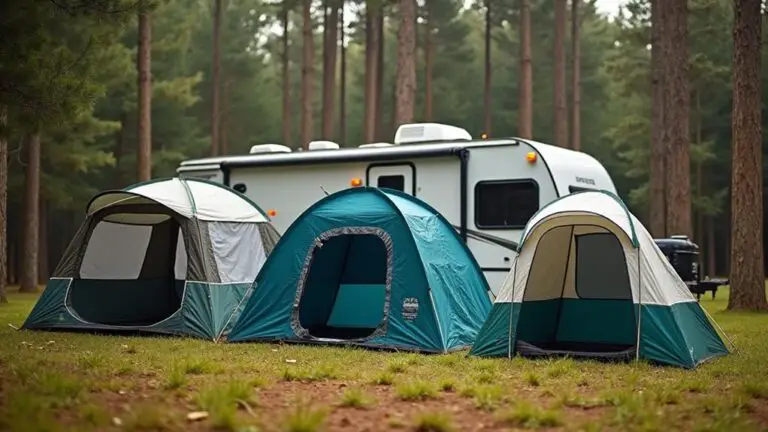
[
  {"x1": 634, "y1": 246, "x2": 642, "y2": 363},
  {"x1": 507, "y1": 256, "x2": 518, "y2": 360}
]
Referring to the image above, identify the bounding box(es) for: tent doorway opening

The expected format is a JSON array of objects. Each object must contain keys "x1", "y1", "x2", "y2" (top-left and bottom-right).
[
  {"x1": 69, "y1": 211, "x2": 187, "y2": 327},
  {"x1": 516, "y1": 226, "x2": 637, "y2": 360},
  {"x1": 298, "y1": 232, "x2": 389, "y2": 340}
]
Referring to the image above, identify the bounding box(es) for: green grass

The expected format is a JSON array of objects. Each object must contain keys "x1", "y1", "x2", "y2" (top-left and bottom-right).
[
  {"x1": 1, "y1": 286, "x2": 767, "y2": 431},
  {"x1": 282, "y1": 400, "x2": 327, "y2": 432},
  {"x1": 412, "y1": 411, "x2": 455, "y2": 432},
  {"x1": 498, "y1": 401, "x2": 563, "y2": 428},
  {"x1": 395, "y1": 380, "x2": 438, "y2": 401},
  {"x1": 338, "y1": 387, "x2": 373, "y2": 408}
]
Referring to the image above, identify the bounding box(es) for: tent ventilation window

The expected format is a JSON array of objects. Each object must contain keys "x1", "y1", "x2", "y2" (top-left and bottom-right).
[
  {"x1": 297, "y1": 233, "x2": 389, "y2": 340},
  {"x1": 70, "y1": 214, "x2": 186, "y2": 327}
]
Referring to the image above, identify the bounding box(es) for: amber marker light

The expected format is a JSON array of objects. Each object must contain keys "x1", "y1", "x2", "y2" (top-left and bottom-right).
[
  {"x1": 267, "y1": 209, "x2": 277, "y2": 217},
  {"x1": 526, "y1": 151, "x2": 537, "y2": 164},
  {"x1": 350, "y1": 178, "x2": 363, "y2": 187}
]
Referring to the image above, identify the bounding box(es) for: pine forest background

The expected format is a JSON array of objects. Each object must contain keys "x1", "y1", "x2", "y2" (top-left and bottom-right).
[{"x1": 2, "y1": 0, "x2": 768, "y2": 306}]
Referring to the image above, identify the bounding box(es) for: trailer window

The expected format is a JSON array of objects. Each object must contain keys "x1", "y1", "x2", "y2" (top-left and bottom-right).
[
  {"x1": 475, "y1": 180, "x2": 539, "y2": 229},
  {"x1": 377, "y1": 175, "x2": 405, "y2": 192}
]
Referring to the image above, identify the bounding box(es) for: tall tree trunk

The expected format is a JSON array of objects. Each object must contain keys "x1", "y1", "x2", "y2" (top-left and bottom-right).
[
  {"x1": 728, "y1": 0, "x2": 766, "y2": 311},
  {"x1": 211, "y1": 0, "x2": 222, "y2": 156},
  {"x1": 20, "y1": 133, "x2": 40, "y2": 293},
  {"x1": 137, "y1": 1, "x2": 152, "y2": 181},
  {"x1": 363, "y1": 2, "x2": 380, "y2": 143},
  {"x1": 695, "y1": 88, "x2": 704, "y2": 272},
  {"x1": 661, "y1": 0, "x2": 691, "y2": 238},
  {"x1": 553, "y1": 0, "x2": 568, "y2": 147},
  {"x1": 707, "y1": 216, "x2": 716, "y2": 276},
  {"x1": 483, "y1": 0, "x2": 492, "y2": 136},
  {"x1": 375, "y1": 12, "x2": 385, "y2": 140},
  {"x1": 114, "y1": 113, "x2": 127, "y2": 188},
  {"x1": 300, "y1": 0, "x2": 315, "y2": 148},
  {"x1": 37, "y1": 202, "x2": 47, "y2": 284},
  {"x1": 394, "y1": 0, "x2": 416, "y2": 127},
  {"x1": 221, "y1": 80, "x2": 231, "y2": 155},
  {"x1": 281, "y1": 6, "x2": 292, "y2": 147},
  {"x1": 338, "y1": 4, "x2": 346, "y2": 143},
  {"x1": 518, "y1": 0, "x2": 533, "y2": 138},
  {"x1": 570, "y1": 0, "x2": 581, "y2": 151},
  {"x1": 0, "y1": 108, "x2": 7, "y2": 303},
  {"x1": 322, "y1": 1, "x2": 339, "y2": 139},
  {"x1": 649, "y1": 0, "x2": 666, "y2": 237},
  {"x1": 424, "y1": 3, "x2": 434, "y2": 122}
]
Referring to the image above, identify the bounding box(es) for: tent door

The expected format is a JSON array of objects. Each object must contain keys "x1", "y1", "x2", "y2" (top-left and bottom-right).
[
  {"x1": 297, "y1": 232, "x2": 390, "y2": 341},
  {"x1": 366, "y1": 163, "x2": 415, "y2": 195}
]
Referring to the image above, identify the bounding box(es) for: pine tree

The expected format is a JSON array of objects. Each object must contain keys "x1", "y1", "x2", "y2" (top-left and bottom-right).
[
  {"x1": 728, "y1": 0, "x2": 767, "y2": 311},
  {"x1": 553, "y1": 0, "x2": 568, "y2": 147},
  {"x1": 137, "y1": 0, "x2": 152, "y2": 180},
  {"x1": 661, "y1": 0, "x2": 691, "y2": 238},
  {"x1": 518, "y1": 0, "x2": 532, "y2": 138},
  {"x1": 19, "y1": 133, "x2": 40, "y2": 293},
  {"x1": 394, "y1": 0, "x2": 417, "y2": 126},
  {"x1": 300, "y1": 0, "x2": 315, "y2": 148},
  {"x1": 570, "y1": 0, "x2": 581, "y2": 150},
  {"x1": 211, "y1": 0, "x2": 223, "y2": 155},
  {"x1": 649, "y1": 0, "x2": 666, "y2": 237},
  {"x1": 282, "y1": 3, "x2": 292, "y2": 147}
]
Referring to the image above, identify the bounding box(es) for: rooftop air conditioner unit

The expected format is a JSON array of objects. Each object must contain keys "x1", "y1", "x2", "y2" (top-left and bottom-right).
[
  {"x1": 249, "y1": 144, "x2": 292, "y2": 154},
  {"x1": 308, "y1": 140, "x2": 341, "y2": 151},
  {"x1": 393, "y1": 123, "x2": 472, "y2": 145}
]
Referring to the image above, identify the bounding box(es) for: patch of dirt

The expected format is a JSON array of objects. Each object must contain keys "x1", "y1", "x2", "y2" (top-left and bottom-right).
[
  {"x1": 749, "y1": 399, "x2": 768, "y2": 428},
  {"x1": 254, "y1": 381, "x2": 504, "y2": 431}
]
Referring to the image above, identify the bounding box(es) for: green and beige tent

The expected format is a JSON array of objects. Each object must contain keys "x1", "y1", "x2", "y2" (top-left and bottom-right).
[
  {"x1": 470, "y1": 190, "x2": 730, "y2": 368},
  {"x1": 22, "y1": 177, "x2": 280, "y2": 340}
]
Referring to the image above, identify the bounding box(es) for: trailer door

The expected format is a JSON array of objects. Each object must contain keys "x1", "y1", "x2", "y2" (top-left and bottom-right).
[{"x1": 366, "y1": 163, "x2": 415, "y2": 195}]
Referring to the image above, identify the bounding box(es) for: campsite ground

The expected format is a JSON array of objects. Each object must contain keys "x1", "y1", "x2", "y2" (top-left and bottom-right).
[{"x1": 0, "y1": 288, "x2": 767, "y2": 432}]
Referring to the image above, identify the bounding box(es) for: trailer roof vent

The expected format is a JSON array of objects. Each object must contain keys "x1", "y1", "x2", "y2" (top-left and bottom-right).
[
  {"x1": 359, "y1": 142, "x2": 394, "y2": 148},
  {"x1": 394, "y1": 123, "x2": 472, "y2": 145},
  {"x1": 308, "y1": 140, "x2": 341, "y2": 151},
  {"x1": 249, "y1": 144, "x2": 292, "y2": 154}
]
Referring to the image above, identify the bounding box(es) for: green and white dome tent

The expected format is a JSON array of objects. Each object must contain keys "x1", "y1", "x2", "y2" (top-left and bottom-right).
[
  {"x1": 469, "y1": 190, "x2": 731, "y2": 368},
  {"x1": 22, "y1": 177, "x2": 280, "y2": 340}
]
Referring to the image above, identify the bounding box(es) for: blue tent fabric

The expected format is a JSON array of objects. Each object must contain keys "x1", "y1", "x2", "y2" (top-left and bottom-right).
[{"x1": 225, "y1": 187, "x2": 492, "y2": 352}]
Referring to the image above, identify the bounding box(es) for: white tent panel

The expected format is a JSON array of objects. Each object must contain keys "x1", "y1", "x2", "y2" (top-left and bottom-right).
[
  {"x1": 185, "y1": 180, "x2": 267, "y2": 223},
  {"x1": 80, "y1": 222, "x2": 153, "y2": 279},
  {"x1": 174, "y1": 229, "x2": 187, "y2": 279},
  {"x1": 634, "y1": 222, "x2": 696, "y2": 305},
  {"x1": 522, "y1": 192, "x2": 637, "y2": 245},
  {"x1": 522, "y1": 225, "x2": 571, "y2": 301},
  {"x1": 209, "y1": 222, "x2": 267, "y2": 283},
  {"x1": 129, "y1": 179, "x2": 194, "y2": 218},
  {"x1": 88, "y1": 178, "x2": 268, "y2": 223},
  {"x1": 497, "y1": 191, "x2": 696, "y2": 307}
]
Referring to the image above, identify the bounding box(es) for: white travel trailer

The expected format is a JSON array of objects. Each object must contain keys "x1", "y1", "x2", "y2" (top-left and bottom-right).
[{"x1": 177, "y1": 123, "x2": 617, "y2": 295}]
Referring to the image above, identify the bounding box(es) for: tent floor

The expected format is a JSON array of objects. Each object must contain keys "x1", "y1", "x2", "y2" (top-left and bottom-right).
[
  {"x1": 516, "y1": 340, "x2": 636, "y2": 361},
  {"x1": 305, "y1": 325, "x2": 376, "y2": 340}
]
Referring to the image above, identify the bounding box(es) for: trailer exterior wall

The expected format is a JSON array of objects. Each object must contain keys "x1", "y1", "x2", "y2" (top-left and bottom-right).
[{"x1": 177, "y1": 138, "x2": 618, "y2": 295}]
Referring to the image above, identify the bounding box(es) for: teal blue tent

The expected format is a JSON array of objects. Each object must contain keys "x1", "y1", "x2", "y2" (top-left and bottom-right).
[{"x1": 225, "y1": 187, "x2": 492, "y2": 352}]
